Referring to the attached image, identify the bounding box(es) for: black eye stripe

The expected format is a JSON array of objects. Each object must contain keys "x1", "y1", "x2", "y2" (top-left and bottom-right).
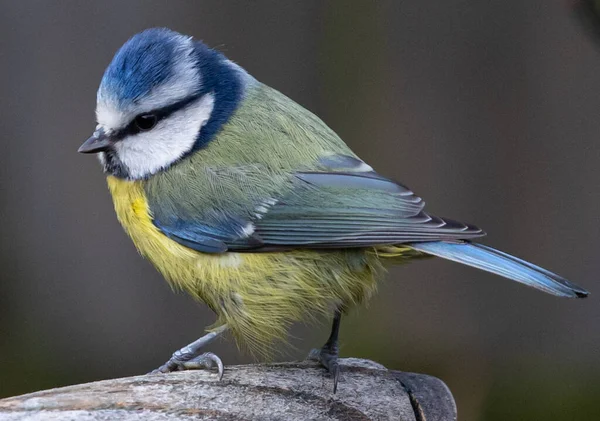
[{"x1": 113, "y1": 92, "x2": 203, "y2": 140}]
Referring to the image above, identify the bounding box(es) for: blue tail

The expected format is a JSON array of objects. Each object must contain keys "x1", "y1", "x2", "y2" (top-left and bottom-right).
[{"x1": 409, "y1": 242, "x2": 589, "y2": 298}]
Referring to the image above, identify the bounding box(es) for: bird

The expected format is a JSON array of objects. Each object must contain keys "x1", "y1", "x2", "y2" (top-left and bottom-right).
[{"x1": 79, "y1": 28, "x2": 589, "y2": 392}]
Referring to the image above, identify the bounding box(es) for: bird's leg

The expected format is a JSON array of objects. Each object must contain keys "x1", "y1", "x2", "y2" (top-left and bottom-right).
[
  {"x1": 309, "y1": 309, "x2": 342, "y2": 393},
  {"x1": 151, "y1": 324, "x2": 228, "y2": 379}
]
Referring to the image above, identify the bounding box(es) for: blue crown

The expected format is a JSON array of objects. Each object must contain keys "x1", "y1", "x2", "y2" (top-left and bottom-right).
[{"x1": 98, "y1": 28, "x2": 189, "y2": 107}]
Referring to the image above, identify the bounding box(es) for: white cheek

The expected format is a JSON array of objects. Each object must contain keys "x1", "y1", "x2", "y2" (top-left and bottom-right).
[{"x1": 114, "y1": 93, "x2": 215, "y2": 179}]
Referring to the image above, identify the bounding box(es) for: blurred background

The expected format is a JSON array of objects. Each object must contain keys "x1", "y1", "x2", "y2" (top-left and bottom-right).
[{"x1": 1, "y1": 1, "x2": 599, "y2": 419}]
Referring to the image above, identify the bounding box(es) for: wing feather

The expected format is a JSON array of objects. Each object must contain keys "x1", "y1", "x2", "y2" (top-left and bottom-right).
[
  {"x1": 148, "y1": 162, "x2": 484, "y2": 253},
  {"x1": 243, "y1": 171, "x2": 483, "y2": 249}
]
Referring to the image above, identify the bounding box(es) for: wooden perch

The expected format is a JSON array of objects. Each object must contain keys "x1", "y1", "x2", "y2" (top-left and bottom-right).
[{"x1": 0, "y1": 358, "x2": 456, "y2": 421}]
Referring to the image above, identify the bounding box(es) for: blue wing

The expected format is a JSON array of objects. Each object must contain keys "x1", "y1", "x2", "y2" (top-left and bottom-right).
[
  {"x1": 153, "y1": 212, "x2": 263, "y2": 253},
  {"x1": 148, "y1": 164, "x2": 484, "y2": 252}
]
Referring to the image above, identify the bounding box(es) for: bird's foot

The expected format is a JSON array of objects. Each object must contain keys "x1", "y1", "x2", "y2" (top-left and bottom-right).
[
  {"x1": 308, "y1": 345, "x2": 341, "y2": 393},
  {"x1": 150, "y1": 326, "x2": 227, "y2": 379},
  {"x1": 151, "y1": 351, "x2": 224, "y2": 379}
]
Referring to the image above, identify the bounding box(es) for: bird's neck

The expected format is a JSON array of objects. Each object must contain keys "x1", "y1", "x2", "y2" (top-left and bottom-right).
[{"x1": 188, "y1": 42, "x2": 248, "y2": 154}]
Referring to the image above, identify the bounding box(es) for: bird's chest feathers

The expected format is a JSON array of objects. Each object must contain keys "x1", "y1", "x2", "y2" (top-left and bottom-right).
[
  {"x1": 106, "y1": 176, "x2": 245, "y2": 293},
  {"x1": 105, "y1": 176, "x2": 381, "y2": 355}
]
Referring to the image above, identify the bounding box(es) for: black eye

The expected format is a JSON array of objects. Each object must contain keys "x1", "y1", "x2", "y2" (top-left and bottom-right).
[{"x1": 134, "y1": 114, "x2": 158, "y2": 131}]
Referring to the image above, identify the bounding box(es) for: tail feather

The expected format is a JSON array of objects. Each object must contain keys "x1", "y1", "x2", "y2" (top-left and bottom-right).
[{"x1": 408, "y1": 242, "x2": 589, "y2": 298}]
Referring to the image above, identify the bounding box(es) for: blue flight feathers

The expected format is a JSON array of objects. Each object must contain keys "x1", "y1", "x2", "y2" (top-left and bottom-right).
[
  {"x1": 409, "y1": 242, "x2": 589, "y2": 298},
  {"x1": 153, "y1": 214, "x2": 252, "y2": 254}
]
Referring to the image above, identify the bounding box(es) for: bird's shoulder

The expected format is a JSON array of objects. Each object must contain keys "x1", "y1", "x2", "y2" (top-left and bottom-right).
[{"x1": 199, "y1": 81, "x2": 357, "y2": 170}]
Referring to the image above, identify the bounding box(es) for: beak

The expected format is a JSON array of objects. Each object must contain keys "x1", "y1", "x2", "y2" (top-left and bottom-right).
[{"x1": 78, "y1": 127, "x2": 113, "y2": 154}]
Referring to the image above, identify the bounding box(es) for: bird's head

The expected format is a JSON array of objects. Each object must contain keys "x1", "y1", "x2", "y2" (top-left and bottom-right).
[{"x1": 79, "y1": 28, "x2": 245, "y2": 179}]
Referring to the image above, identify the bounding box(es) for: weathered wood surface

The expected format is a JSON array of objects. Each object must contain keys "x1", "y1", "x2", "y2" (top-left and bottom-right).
[{"x1": 0, "y1": 358, "x2": 456, "y2": 421}]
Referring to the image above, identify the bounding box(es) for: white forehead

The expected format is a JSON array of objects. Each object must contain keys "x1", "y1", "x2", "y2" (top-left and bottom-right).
[{"x1": 96, "y1": 36, "x2": 199, "y2": 130}]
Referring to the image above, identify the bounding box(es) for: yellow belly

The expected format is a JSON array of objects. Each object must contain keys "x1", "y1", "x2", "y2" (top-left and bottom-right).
[{"x1": 106, "y1": 176, "x2": 395, "y2": 356}]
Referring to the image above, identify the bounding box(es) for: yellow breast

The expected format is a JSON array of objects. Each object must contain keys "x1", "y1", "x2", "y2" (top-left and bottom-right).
[
  {"x1": 106, "y1": 176, "x2": 245, "y2": 295},
  {"x1": 105, "y1": 175, "x2": 383, "y2": 356}
]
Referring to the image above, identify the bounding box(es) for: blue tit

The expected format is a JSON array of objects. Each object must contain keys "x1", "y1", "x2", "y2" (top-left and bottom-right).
[{"x1": 79, "y1": 28, "x2": 589, "y2": 392}]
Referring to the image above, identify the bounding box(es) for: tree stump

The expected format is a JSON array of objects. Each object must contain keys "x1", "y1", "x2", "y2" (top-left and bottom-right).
[{"x1": 0, "y1": 358, "x2": 456, "y2": 421}]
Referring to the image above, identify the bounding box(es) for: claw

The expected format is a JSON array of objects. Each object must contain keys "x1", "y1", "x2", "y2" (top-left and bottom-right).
[
  {"x1": 149, "y1": 327, "x2": 227, "y2": 376},
  {"x1": 180, "y1": 352, "x2": 224, "y2": 380},
  {"x1": 331, "y1": 362, "x2": 340, "y2": 394},
  {"x1": 307, "y1": 347, "x2": 340, "y2": 393},
  {"x1": 150, "y1": 351, "x2": 224, "y2": 380}
]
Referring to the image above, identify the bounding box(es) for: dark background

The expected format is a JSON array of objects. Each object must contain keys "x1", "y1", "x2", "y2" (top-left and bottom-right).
[{"x1": 1, "y1": 1, "x2": 599, "y2": 419}]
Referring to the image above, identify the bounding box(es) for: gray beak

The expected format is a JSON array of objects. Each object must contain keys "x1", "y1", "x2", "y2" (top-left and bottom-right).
[{"x1": 78, "y1": 127, "x2": 113, "y2": 154}]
